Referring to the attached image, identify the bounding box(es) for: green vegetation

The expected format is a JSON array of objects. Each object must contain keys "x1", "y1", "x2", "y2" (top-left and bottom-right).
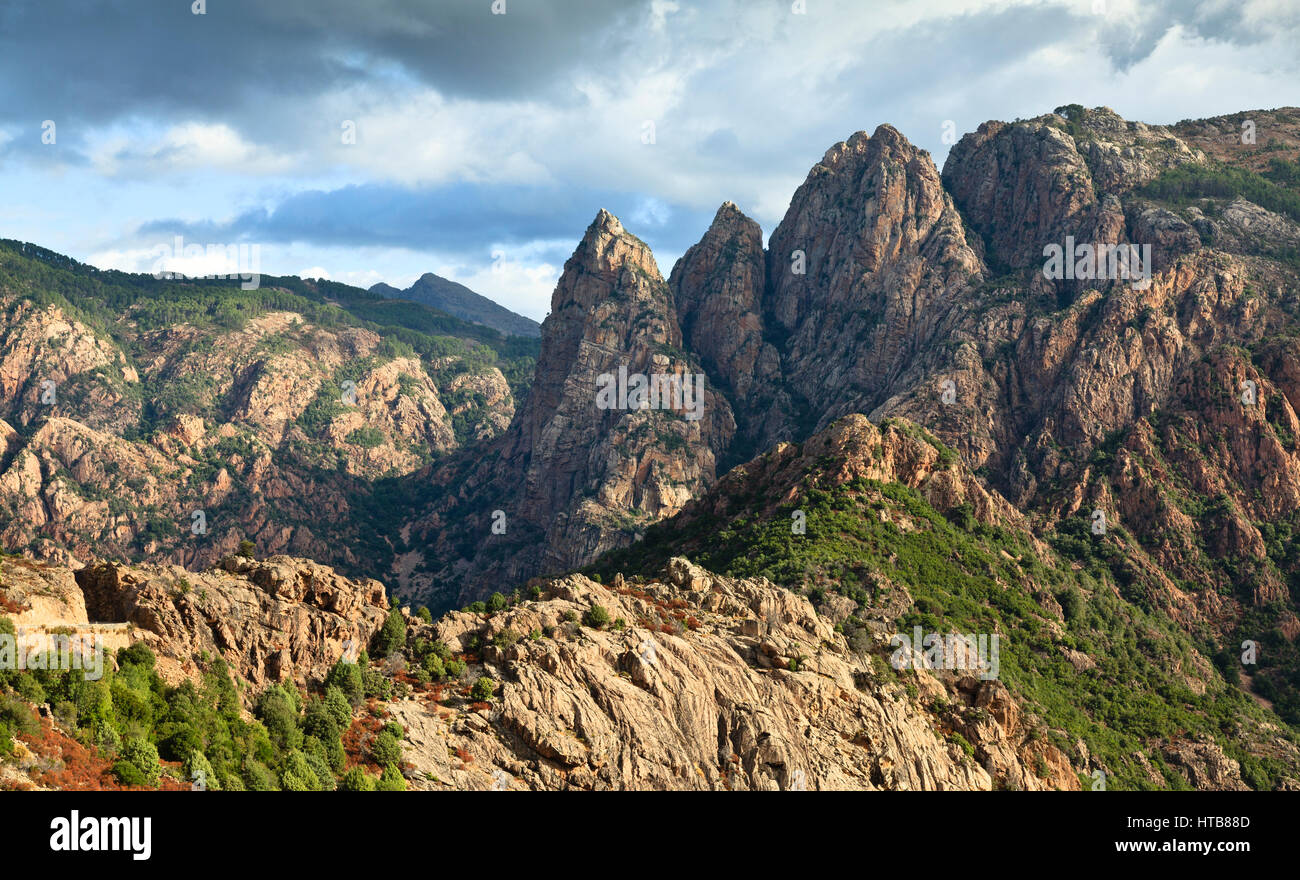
[
  {"x1": 1137, "y1": 160, "x2": 1300, "y2": 226},
  {"x1": 592, "y1": 452, "x2": 1296, "y2": 790},
  {"x1": 469, "y1": 677, "x2": 495, "y2": 702},
  {"x1": 0, "y1": 629, "x2": 447, "y2": 790},
  {"x1": 583, "y1": 605, "x2": 611, "y2": 629}
]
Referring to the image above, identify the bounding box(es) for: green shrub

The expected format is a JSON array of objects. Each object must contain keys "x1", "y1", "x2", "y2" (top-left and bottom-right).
[
  {"x1": 111, "y1": 760, "x2": 148, "y2": 787},
  {"x1": 370, "y1": 729, "x2": 403, "y2": 767},
  {"x1": 325, "y1": 660, "x2": 365, "y2": 706},
  {"x1": 183, "y1": 750, "x2": 221, "y2": 791},
  {"x1": 470, "y1": 677, "x2": 495, "y2": 702},
  {"x1": 338, "y1": 766, "x2": 375, "y2": 792},
  {"x1": 374, "y1": 607, "x2": 407, "y2": 657},
  {"x1": 323, "y1": 686, "x2": 352, "y2": 728},
  {"x1": 583, "y1": 605, "x2": 611, "y2": 629},
  {"x1": 375, "y1": 763, "x2": 406, "y2": 791},
  {"x1": 118, "y1": 738, "x2": 162, "y2": 787},
  {"x1": 254, "y1": 685, "x2": 303, "y2": 752}
]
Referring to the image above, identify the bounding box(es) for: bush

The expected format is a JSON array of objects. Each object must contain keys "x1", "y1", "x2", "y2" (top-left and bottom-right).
[
  {"x1": 416, "y1": 606, "x2": 433, "y2": 624},
  {"x1": 254, "y1": 685, "x2": 302, "y2": 752},
  {"x1": 242, "y1": 758, "x2": 280, "y2": 791},
  {"x1": 0, "y1": 694, "x2": 38, "y2": 737},
  {"x1": 470, "y1": 676, "x2": 495, "y2": 702},
  {"x1": 374, "y1": 607, "x2": 407, "y2": 657},
  {"x1": 12, "y1": 672, "x2": 45, "y2": 704},
  {"x1": 338, "y1": 766, "x2": 375, "y2": 792},
  {"x1": 118, "y1": 738, "x2": 162, "y2": 787},
  {"x1": 375, "y1": 763, "x2": 406, "y2": 791},
  {"x1": 281, "y1": 749, "x2": 325, "y2": 791},
  {"x1": 117, "y1": 642, "x2": 157, "y2": 670},
  {"x1": 111, "y1": 760, "x2": 148, "y2": 787},
  {"x1": 325, "y1": 660, "x2": 365, "y2": 706},
  {"x1": 583, "y1": 605, "x2": 611, "y2": 629},
  {"x1": 486, "y1": 592, "x2": 508, "y2": 613},
  {"x1": 183, "y1": 750, "x2": 221, "y2": 791},
  {"x1": 323, "y1": 686, "x2": 352, "y2": 728},
  {"x1": 238, "y1": 539, "x2": 256, "y2": 558},
  {"x1": 370, "y1": 729, "x2": 403, "y2": 767},
  {"x1": 305, "y1": 749, "x2": 336, "y2": 791}
]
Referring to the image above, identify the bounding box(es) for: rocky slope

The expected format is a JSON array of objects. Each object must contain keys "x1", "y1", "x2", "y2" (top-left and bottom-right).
[
  {"x1": 0, "y1": 249, "x2": 533, "y2": 575},
  {"x1": 0, "y1": 549, "x2": 1072, "y2": 790},
  {"x1": 1, "y1": 553, "x2": 388, "y2": 692},
  {"x1": 592, "y1": 415, "x2": 1300, "y2": 790},
  {"x1": 392, "y1": 557, "x2": 1073, "y2": 791}
]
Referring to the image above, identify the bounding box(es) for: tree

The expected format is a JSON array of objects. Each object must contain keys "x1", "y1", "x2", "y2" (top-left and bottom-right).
[
  {"x1": 280, "y1": 749, "x2": 324, "y2": 791},
  {"x1": 376, "y1": 763, "x2": 406, "y2": 791},
  {"x1": 374, "y1": 606, "x2": 407, "y2": 657},
  {"x1": 238, "y1": 539, "x2": 256, "y2": 558},
  {"x1": 323, "y1": 686, "x2": 352, "y2": 729},
  {"x1": 118, "y1": 738, "x2": 162, "y2": 787},
  {"x1": 183, "y1": 750, "x2": 221, "y2": 791},
  {"x1": 325, "y1": 659, "x2": 365, "y2": 706},
  {"x1": 416, "y1": 606, "x2": 433, "y2": 624},
  {"x1": 470, "y1": 676, "x2": 495, "y2": 702},
  {"x1": 370, "y1": 729, "x2": 402, "y2": 767},
  {"x1": 254, "y1": 685, "x2": 302, "y2": 752},
  {"x1": 117, "y1": 642, "x2": 157, "y2": 670},
  {"x1": 338, "y1": 766, "x2": 375, "y2": 792}
]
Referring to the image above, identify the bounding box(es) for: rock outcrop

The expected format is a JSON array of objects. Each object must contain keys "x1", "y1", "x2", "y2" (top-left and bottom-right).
[
  {"x1": 389, "y1": 558, "x2": 1072, "y2": 791},
  {"x1": 70, "y1": 555, "x2": 388, "y2": 691},
  {"x1": 408, "y1": 210, "x2": 736, "y2": 606}
]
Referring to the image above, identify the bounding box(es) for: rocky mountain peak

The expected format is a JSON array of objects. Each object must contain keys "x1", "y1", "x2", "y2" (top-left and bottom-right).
[
  {"x1": 409, "y1": 210, "x2": 735, "y2": 606},
  {"x1": 669, "y1": 201, "x2": 787, "y2": 455},
  {"x1": 763, "y1": 121, "x2": 982, "y2": 433}
]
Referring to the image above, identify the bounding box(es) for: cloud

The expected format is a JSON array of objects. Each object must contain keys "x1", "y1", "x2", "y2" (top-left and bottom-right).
[
  {"x1": 2, "y1": 0, "x2": 1298, "y2": 309},
  {"x1": 133, "y1": 181, "x2": 716, "y2": 274}
]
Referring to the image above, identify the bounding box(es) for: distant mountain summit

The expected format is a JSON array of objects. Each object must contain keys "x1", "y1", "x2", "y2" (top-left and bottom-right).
[{"x1": 372, "y1": 273, "x2": 541, "y2": 338}]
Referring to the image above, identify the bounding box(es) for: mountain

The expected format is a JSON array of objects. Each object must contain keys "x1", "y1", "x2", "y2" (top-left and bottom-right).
[
  {"x1": 0, "y1": 243, "x2": 538, "y2": 576},
  {"x1": 5, "y1": 104, "x2": 1300, "y2": 790},
  {"x1": 373, "y1": 273, "x2": 542, "y2": 338},
  {"x1": 401, "y1": 210, "x2": 735, "y2": 606}
]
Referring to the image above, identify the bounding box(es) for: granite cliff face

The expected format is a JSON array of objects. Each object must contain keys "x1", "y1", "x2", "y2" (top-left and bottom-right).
[
  {"x1": 392, "y1": 558, "x2": 1073, "y2": 791},
  {"x1": 63, "y1": 555, "x2": 388, "y2": 691},
  {"x1": 764, "y1": 125, "x2": 984, "y2": 435},
  {"x1": 669, "y1": 201, "x2": 788, "y2": 458},
  {"x1": 406, "y1": 211, "x2": 735, "y2": 605}
]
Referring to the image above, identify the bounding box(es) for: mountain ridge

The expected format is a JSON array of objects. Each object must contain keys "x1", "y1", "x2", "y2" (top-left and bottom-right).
[{"x1": 372, "y1": 272, "x2": 541, "y2": 338}]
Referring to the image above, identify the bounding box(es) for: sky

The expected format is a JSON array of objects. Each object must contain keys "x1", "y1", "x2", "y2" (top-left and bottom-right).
[{"x1": 1, "y1": 0, "x2": 1297, "y2": 322}]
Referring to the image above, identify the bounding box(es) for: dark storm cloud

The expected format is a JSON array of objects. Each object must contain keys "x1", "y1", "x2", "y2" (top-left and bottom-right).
[
  {"x1": 0, "y1": 0, "x2": 647, "y2": 128},
  {"x1": 135, "y1": 180, "x2": 714, "y2": 268},
  {"x1": 1097, "y1": 0, "x2": 1291, "y2": 71}
]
